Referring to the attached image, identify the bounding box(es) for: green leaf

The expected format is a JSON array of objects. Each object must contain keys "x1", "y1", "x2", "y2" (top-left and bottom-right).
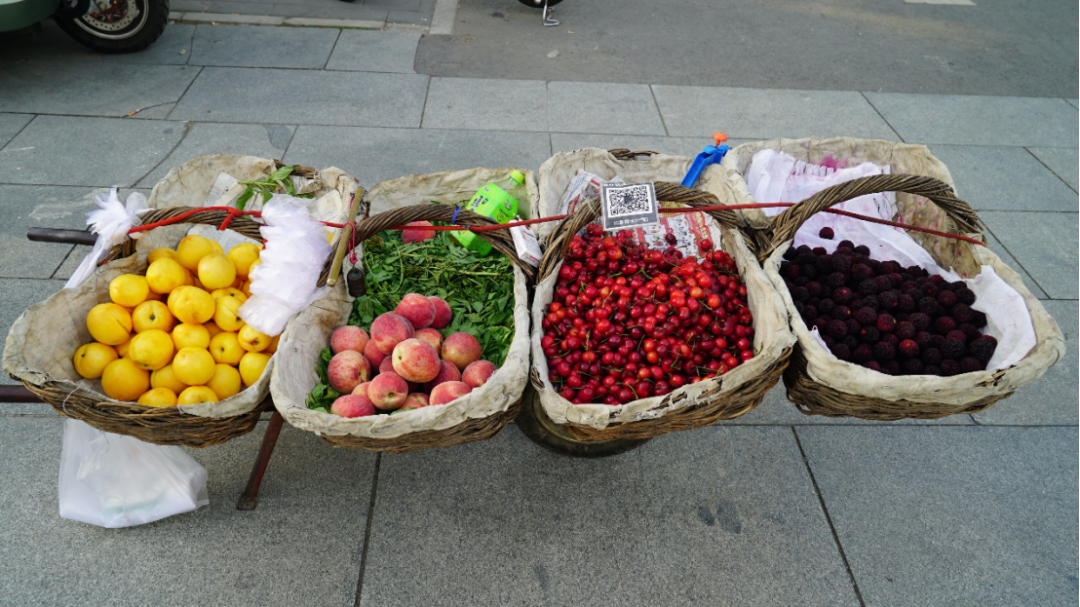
[
  {"x1": 235, "y1": 188, "x2": 255, "y2": 211},
  {"x1": 268, "y1": 165, "x2": 294, "y2": 182}
]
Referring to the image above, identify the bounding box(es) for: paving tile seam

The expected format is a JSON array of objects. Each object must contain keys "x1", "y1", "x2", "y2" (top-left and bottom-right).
[
  {"x1": 790, "y1": 426, "x2": 867, "y2": 607},
  {"x1": 321, "y1": 28, "x2": 345, "y2": 71},
  {"x1": 0, "y1": 114, "x2": 37, "y2": 154},
  {"x1": 1023, "y1": 146, "x2": 1079, "y2": 194},
  {"x1": 47, "y1": 245, "x2": 77, "y2": 280},
  {"x1": 649, "y1": 85, "x2": 671, "y2": 137},
  {"x1": 353, "y1": 452, "x2": 382, "y2": 607},
  {"x1": 859, "y1": 91, "x2": 904, "y2": 143}
]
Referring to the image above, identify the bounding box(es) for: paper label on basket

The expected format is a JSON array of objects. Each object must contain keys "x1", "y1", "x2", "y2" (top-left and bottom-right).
[
  {"x1": 510, "y1": 219, "x2": 542, "y2": 267},
  {"x1": 558, "y1": 171, "x2": 625, "y2": 215},
  {"x1": 631, "y1": 211, "x2": 724, "y2": 258},
  {"x1": 203, "y1": 173, "x2": 240, "y2": 207},
  {"x1": 601, "y1": 182, "x2": 660, "y2": 231}
]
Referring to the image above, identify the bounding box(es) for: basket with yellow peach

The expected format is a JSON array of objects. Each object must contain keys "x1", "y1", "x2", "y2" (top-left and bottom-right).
[{"x1": 3, "y1": 154, "x2": 361, "y2": 447}]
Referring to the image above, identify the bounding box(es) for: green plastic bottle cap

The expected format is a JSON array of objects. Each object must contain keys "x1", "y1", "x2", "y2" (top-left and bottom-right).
[{"x1": 510, "y1": 170, "x2": 525, "y2": 184}]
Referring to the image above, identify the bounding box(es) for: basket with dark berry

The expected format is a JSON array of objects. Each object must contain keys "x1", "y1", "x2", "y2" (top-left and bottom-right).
[
  {"x1": 529, "y1": 182, "x2": 795, "y2": 442},
  {"x1": 757, "y1": 174, "x2": 1065, "y2": 421}
]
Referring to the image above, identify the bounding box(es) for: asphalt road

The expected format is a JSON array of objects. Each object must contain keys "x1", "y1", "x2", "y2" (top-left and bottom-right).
[{"x1": 416, "y1": 0, "x2": 1078, "y2": 97}]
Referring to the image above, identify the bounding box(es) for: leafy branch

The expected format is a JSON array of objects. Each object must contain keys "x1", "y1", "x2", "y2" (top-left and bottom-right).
[{"x1": 235, "y1": 165, "x2": 313, "y2": 211}]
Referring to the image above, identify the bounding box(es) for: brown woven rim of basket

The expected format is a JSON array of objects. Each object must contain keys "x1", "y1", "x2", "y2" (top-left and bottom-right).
[
  {"x1": 311, "y1": 203, "x2": 532, "y2": 453},
  {"x1": 762, "y1": 173, "x2": 1001, "y2": 420},
  {"x1": 319, "y1": 399, "x2": 523, "y2": 453},
  {"x1": 24, "y1": 379, "x2": 272, "y2": 448},
  {"x1": 16, "y1": 166, "x2": 361, "y2": 447},
  {"x1": 534, "y1": 181, "x2": 788, "y2": 442}
]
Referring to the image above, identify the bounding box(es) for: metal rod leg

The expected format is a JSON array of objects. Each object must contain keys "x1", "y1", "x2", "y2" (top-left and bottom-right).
[{"x1": 236, "y1": 407, "x2": 284, "y2": 511}]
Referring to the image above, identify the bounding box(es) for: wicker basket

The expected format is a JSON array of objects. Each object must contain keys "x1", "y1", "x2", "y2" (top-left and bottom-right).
[
  {"x1": 3, "y1": 156, "x2": 360, "y2": 448},
  {"x1": 529, "y1": 182, "x2": 795, "y2": 442},
  {"x1": 270, "y1": 169, "x2": 537, "y2": 453},
  {"x1": 757, "y1": 174, "x2": 1065, "y2": 420}
]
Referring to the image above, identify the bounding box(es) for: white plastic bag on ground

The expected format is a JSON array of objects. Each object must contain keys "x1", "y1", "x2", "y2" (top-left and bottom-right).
[{"x1": 59, "y1": 419, "x2": 208, "y2": 528}]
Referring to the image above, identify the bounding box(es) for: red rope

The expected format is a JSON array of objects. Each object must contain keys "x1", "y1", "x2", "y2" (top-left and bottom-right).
[{"x1": 125, "y1": 203, "x2": 984, "y2": 247}]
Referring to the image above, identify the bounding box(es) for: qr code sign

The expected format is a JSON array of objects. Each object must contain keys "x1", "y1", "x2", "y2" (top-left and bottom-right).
[
  {"x1": 601, "y1": 182, "x2": 660, "y2": 231},
  {"x1": 606, "y1": 184, "x2": 653, "y2": 217}
]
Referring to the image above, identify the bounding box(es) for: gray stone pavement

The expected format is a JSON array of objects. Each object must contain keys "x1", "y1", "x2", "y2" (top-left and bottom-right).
[{"x1": 0, "y1": 22, "x2": 1076, "y2": 607}]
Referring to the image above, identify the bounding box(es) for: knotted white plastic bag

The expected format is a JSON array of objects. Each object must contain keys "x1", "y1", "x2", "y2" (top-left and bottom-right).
[
  {"x1": 59, "y1": 420, "x2": 209, "y2": 528},
  {"x1": 64, "y1": 188, "x2": 150, "y2": 289},
  {"x1": 239, "y1": 194, "x2": 332, "y2": 336}
]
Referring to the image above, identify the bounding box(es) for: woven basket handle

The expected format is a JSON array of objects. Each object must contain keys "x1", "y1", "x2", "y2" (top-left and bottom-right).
[
  {"x1": 607, "y1": 148, "x2": 660, "y2": 161},
  {"x1": 352, "y1": 204, "x2": 537, "y2": 283},
  {"x1": 761, "y1": 174, "x2": 985, "y2": 262},
  {"x1": 537, "y1": 181, "x2": 739, "y2": 282}
]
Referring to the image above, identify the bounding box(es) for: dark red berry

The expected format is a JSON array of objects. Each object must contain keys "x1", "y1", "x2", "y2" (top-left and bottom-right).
[
  {"x1": 950, "y1": 303, "x2": 974, "y2": 324},
  {"x1": 940, "y1": 359, "x2": 961, "y2": 376},
  {"x1": 934, "y1": 316, "x2": 957, "y2": 335},
  {"x1": 827, "y1": 320, "x2": 848, "y2": 339},
  {"x1": 855, "y1": 307, "x2": 878, "y2": 326},
  {"x1": 858, "y1": 326, "x2": 880, "y2": 344},
  {"x1": 941, "y1": 338, "x2": 967, "y2": 361},
  {"x1": 896, "y1": 294, "x2": 916, "y2": 313},
  {"x1": 937, "y1": 290, "x2": 957, "y2": 308},
  {"x1": 853, "y1": 344, "x2": 874, "y2": 363},
  {"x1": 832, "y1": 287, "x2": 855, "y2": 305},
  {"x1": 908, "y1": 312, "x2": 931, "y2": 332},
  {"x1": 831, "y1": 343, "x2": 851, "y2": 361},
  {"x1": 876, "y1": 314, "x2": 897, "y2": 334},
  {"x1": 872, "y1": 341, "x2": 896, "y2": 361},
  {"x1": 946, "y1": 329, "x2": 968, "y2": 344},
  {"x1": 960, "y1": 357, "x2": 985, "y2": 373},
  {"x1": 918, "y1": 297, "x2": 941, "y2": 316},
  {"x1": 898, "y1": 339, "x2": 920, "y2": 358},
  {"x1": 819, "y1": 227, "x2": 835, "y2": 240},
  {"x1": 969, "y1": 335, "x2": 998, "y2": 363},
  {"x1": 895, "y1": 321, "x2": 916, "y2": 341}
]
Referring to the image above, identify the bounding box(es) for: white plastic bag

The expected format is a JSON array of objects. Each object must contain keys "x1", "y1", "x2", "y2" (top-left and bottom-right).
[
  {"x1": 58, "y1": 420, "x2": 209, "y2": 528},
  {"x1": 239, "y1": 194, "x2": 332, "y2": 336}
]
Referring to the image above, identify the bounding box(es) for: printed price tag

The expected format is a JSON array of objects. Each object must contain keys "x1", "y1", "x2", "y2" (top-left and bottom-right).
[{"x1": 600, "y1": 182, "x2": 660, "y2": 232}]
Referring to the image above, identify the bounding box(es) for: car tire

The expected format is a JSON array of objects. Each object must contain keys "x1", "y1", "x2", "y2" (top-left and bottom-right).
[{"x1": 55, "y1": 0, "x2": 168, "y2": 54}]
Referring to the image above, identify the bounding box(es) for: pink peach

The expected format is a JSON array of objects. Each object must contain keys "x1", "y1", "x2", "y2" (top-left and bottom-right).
[
  {"x1": 462, "y1": 360, "x2": 497, "y2": 389},
  {"x1": 327, "y1": 350, "x2": 371, "y2": 394},
  {"x1": 423, "y1": 359, "x2": 461, "y2": 393},
  {"x1": 402, "y1": 221, "x2": 436, "y2": 244},
  {"x1": 379, "y1": 356, "x2": 396, "y2": 375},
  {"x1": 371, "y1": 313, "x2": 415, "y2": 354},
  {"x1": 395, "y1": 293, "x2": 436, "y2": 329},
  {"x1": 428, "y1": 296, "x2": 452, "y2": 330},
  {"x1": 414, "y1": 327, "x2": 443, "y2": 351},
  {"x1": 330, "y1": 394, "x2": 376, "y2": 418},
  {"x1": 368, "y1": 372, "x2": 409, "y2": 411},
  {"x1": 399, "y1": 393, "x2": 430, "y2": 411},
  {"x1": 364, "y1": 339, "x2": 386, "y2": 368},
  {"x1": 351, "y1": 382, "x2": 371, "y2": 398},
  {"x1": 441, "y1": 332, "x2": 482, "y2": 371},
  {"x1": 392, "y1": 338, "x2": 441, "y2": 383},
  {"x1": 330, "y1": 325, "x2": 369, "y2": 354},
  {"x1": 429, "y1": 381, "x2": 471, "y2": 406}
]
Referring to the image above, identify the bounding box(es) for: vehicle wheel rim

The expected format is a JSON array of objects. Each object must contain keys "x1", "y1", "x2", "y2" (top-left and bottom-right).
[{"x1": 75, "y1": 0, "x2": 149, "y2": 40}]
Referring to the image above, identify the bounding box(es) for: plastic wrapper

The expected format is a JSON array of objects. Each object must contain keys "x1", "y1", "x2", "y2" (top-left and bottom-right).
[{"x1": 239, "y1": 195, "x2": 333, "y2": 336}]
